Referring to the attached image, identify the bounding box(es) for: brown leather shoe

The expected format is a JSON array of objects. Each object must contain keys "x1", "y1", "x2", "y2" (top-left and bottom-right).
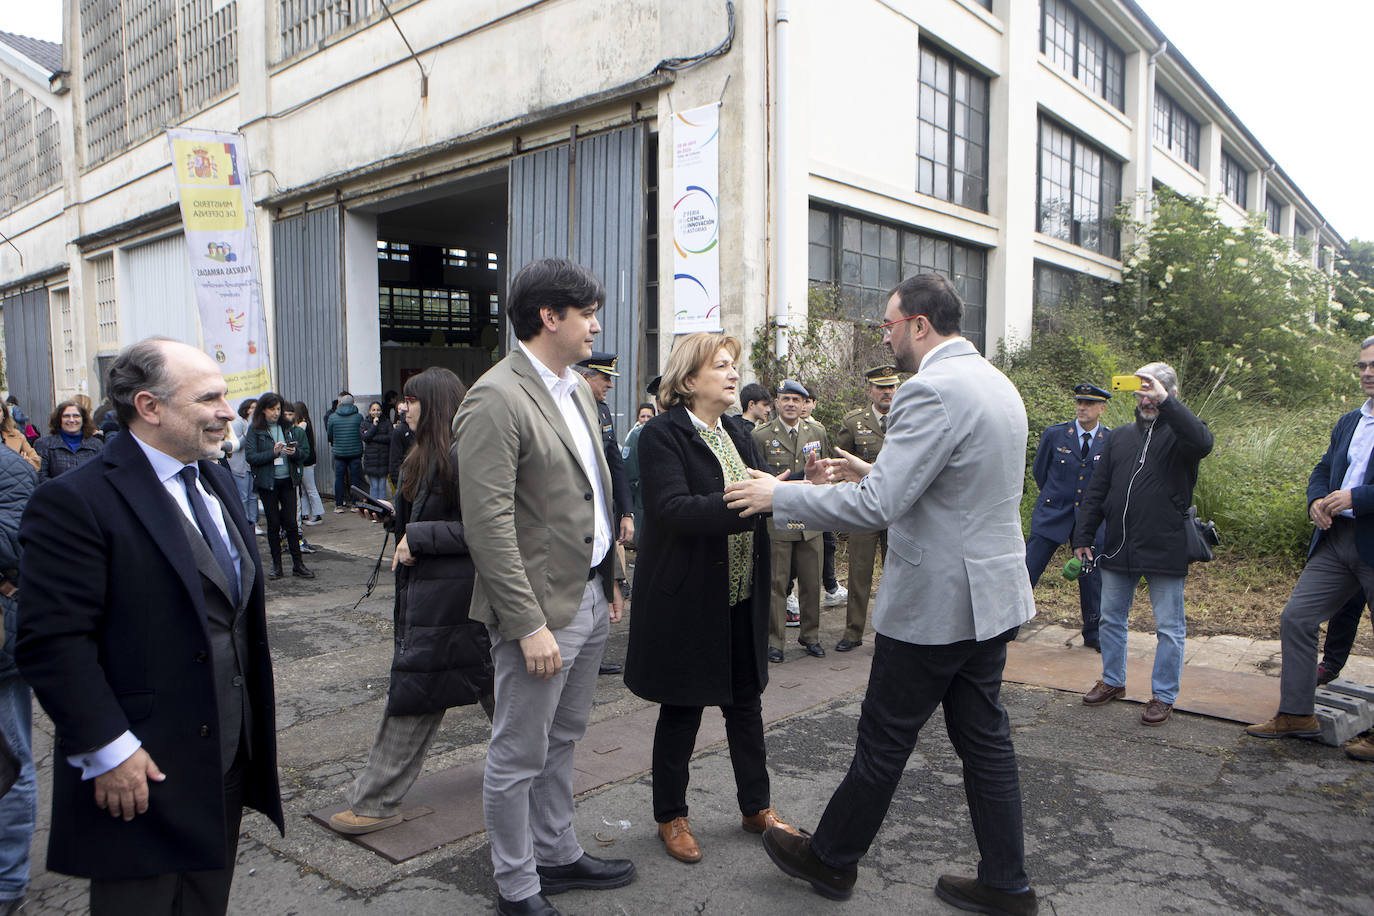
[
  {"x1": 1345, "y1": 736, "x2": 1374, "y2": 761},
  {"x1": 761, "y1": 826, "x2": 856, "y2": 900},
  {"x1": 1140, "y1": 697, "x2": 1173, "y2": 727},
  {"x1": 328, "y1": 809, "x2": 402, "y2": 835},
  {"x1": 1082, "y1": 680, "x2": 1125, "y2": 706},
  {"x1": 1245, "y1": 713, "x2": 1321, "y2": 739},
  {"x1": 657, "y1": 816, "x2": 701, "y2": 863},
  {"x1": 742, "y1": 807, "x2": 800, "y2": 836}
]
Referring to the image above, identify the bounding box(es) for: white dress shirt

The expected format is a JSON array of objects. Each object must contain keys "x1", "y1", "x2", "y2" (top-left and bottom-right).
[
  {"x1": 68, "y1": 433, "x2": 242, "y2": 779},
  {"x1": 1338, "y1": 399, "x2": 1374, "y2": 518}
]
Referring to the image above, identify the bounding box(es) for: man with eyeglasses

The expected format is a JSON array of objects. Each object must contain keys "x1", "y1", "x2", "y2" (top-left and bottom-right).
[
  {"x1": 1247, "y1": 338, "x2": 1374, "y2": 761},
  {"x1": 726, "y1": 273, "x2": 1037, "y2": 914}
]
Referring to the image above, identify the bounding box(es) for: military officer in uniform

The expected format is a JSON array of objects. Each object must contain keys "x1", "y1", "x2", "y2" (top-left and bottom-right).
[
  {"x1": 832, "y1": 366, "x2": 899, "y2": 652},
  {"x1": 1027, "y1": 382, "x2": 1112, "y2": 650},
  {"x1": 577, "y1": 351, "x2": 634, "y2": 676},
  {"x1": 753, "y1": 379, "x2": 833, "y2": 663}
]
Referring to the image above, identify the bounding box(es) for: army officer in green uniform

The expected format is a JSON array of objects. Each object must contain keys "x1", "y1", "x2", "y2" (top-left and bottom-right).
[
  {"x1": 753, "y1": 379, "x2": 833, "y2": 662},
  {"x1": 832, "y1": 365, "x2": 899, "y2": 651}
]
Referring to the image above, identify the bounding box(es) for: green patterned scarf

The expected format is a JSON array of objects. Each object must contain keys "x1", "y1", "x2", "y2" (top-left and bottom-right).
[{"x1": 697, "y1": 425, "x2": 753, "y2": 605}]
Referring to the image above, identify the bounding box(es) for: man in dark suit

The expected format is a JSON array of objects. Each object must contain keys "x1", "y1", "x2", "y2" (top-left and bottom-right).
[
  {"x1": 1026, "y1": 383, "x2": 1112, "y2": 650},
  {"x1": 17, "y1": 337, "x2": 283, "y2": 916},
  {"x1": 1248, "y1": 336, "x2": 1374, "y2": 760}
]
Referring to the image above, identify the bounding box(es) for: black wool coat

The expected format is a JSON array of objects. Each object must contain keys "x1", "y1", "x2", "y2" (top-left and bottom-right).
[
  {"x1": 361, "y1": 416, "x2": 392, "y2": 479},
  {"x1": 385, "y1": 451, "x2": 492, "y2": 717},
  {"x1": 623, "y1": 407, "x2": 771, "y2": 708}
]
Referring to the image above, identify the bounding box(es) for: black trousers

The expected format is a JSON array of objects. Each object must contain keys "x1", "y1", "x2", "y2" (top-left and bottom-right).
[
  {"x1": 1321, "y1": 592, "x2": 1369, "y2": 673},
  {"x1": 810, "y1": 628, "x2": 1029, "y2": 891},
  {"x1": 652, "y1": 600, "x2": 769, "y2": 823},
  {"x1": 89, "y1": 762, "x2": 244, "y2": 916},
  {"x1": 258, "y1": 477, "x2": 301, "y2": 568}
]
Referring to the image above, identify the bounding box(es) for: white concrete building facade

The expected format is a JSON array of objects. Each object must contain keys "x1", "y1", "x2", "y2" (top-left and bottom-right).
[{"x1": 0, "y1": 0, "x2": 1344, "y2": 493}]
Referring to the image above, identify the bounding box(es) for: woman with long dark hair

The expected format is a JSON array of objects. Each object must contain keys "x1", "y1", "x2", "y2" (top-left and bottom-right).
[
  {"x1": 330, "y1": 367, "x2": 494, "y2": 836},
  {"x1": 245, "y1": 393, "x2": 314, "y2": 580},
  {"x1": 361, "y1": 399, "x2": 392, "y2": 505},
  {"x1": 33, "y1": 400, "x2": 103, "y2": 482},
  {"x1": 624, "y1": 333, "x2": 799, "y2": 864}
]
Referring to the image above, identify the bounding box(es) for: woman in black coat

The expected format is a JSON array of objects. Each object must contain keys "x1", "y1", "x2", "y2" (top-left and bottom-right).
[
  {"x1": 624, "y1": 332, "x2": 798, "y2": 865},
  {"x1": 329, "y1": 367, "x2": 494, "y2": 836},
  {"x1": 361, "y1": 400, "x2": 392, "y2": 501},
  {"x1": 33, "y1": 400, "x2": 103, "y2": 482}
]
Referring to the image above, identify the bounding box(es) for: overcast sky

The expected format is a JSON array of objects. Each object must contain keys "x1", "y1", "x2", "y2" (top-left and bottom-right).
[{"x1": 3, "y1": 1, "x2": 1369, "y2": 241}]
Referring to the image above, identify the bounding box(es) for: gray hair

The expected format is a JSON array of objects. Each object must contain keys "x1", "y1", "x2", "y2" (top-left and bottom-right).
[
  {"x1": 1360, "y1": 335, "x2": 1374, "y2": 351},
  {"x1": 338, "y1": 394, "x2": 354, "y2": 406},
  {"x1": 1137, "y1": 361, "x2": 1179, "y2": 398},
  {"x1": 108, "y1": 337, "x2": 178, "y2": 427}
]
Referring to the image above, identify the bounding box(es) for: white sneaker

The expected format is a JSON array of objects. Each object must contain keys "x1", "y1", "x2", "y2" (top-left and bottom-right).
[
  {"x1": 254, "y1": 526, "x2": 265, "y2": 536},
  {"x1": 786, "y1": 593, "x2": 799, "y2": 614},
  {"x1": 824, "y1": 585, "x2": 848, "y2": 607},
  {"x1": 304, "y1": 517, "x2": 323, "y2": 527}
]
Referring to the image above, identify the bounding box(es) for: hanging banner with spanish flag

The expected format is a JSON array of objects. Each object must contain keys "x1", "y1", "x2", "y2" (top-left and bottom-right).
[
  {"x1": 672, "y1": 103, "x2": 721, "y2": 333},
  {"x1": 165, "y1": 128, "x2": 271, "y2": 401}
]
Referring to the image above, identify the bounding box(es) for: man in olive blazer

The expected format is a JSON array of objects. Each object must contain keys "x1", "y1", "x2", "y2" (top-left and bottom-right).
[
  {"x1": 454, "y1": 258, "x2": 631, "y2": 916},
  {"x1": 727, "y1": 274, "x2": 1038, "y2": 913}
]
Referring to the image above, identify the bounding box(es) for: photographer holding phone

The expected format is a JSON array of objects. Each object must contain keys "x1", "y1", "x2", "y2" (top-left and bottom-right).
[{"x1": 245, "y1": 393, "x2": 314, "y2": 580}]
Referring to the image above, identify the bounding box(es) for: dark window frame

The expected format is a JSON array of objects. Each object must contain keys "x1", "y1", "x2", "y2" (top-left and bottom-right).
[
  {"x1": 1039, "y1": 0, "x2": 1125, "y2": 111},
  {"x1": 1153, "y1": 88, "x2": 1201, "y2": 169},
  {"x1": 807, "y1": 203, "x2": 988, "y2": 352},
  {"x1": 1221, "y1": 151, "x2": 1248, "y2": 209},
  {"x1": 916, "y1": 42, "x2": 990, "y2": 212},
  {"x1": 1036, "y1": 116, "x2": 1122, "y2": 258},
  {"x1": 1266, "y1": 194, "x2": 1284, "y2": 234}
]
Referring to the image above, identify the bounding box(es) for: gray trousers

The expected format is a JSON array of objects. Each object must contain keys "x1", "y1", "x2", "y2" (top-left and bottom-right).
[
  {"x1": 1279, "y1": 519, "x2": 1374, "y2": 715},
  {"x1": 349, "y1": 711, "x2": 446, "y2": 818},
  {"x1": 484, "y1": 579, "x2": 609, "y2": 901}
]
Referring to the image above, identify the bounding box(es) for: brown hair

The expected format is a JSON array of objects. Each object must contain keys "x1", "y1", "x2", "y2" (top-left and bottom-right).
[
  {"x1": 49, "y1": 400, "x2": 96, "y2": 437},
  {"x1": 658, "y1": 333, "x2": 741, "y2": 411}
]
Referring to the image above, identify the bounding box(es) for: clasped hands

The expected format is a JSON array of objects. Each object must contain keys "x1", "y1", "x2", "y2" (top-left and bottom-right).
[
  {"x1": 1310, "y1": 490, "x2": 1354, "y2": 530},
  {"x1": 723, "y1": 448, "x2": 873, "y2": 516}
]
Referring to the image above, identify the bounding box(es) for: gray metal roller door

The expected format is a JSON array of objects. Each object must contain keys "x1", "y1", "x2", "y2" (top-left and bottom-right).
[
  {"x1": 271, "y1": 205, "x2": 345, "y2": 497},
  {"x1": 2, "y1": 288, "x2": 54, "y2": 428}
]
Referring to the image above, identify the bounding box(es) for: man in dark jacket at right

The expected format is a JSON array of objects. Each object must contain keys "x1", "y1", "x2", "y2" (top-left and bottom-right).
[
  {"x1": 326, "y1": 394, "x2": 364, "y2": 512},
  {"x1": 1073, "y1": 362, "x2": 1213, "y2": 727}
]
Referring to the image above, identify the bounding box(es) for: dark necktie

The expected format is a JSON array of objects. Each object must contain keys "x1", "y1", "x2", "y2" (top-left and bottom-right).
[
  {"x1": 879, "y1": 415, "x2": 887, "y2": 434},
  {"x1": 1080, "y1": 432, "x2": 1091, "y2": 459},
  {"x1": 179, "y1": 466, "x2": 240, "y2": 608}
]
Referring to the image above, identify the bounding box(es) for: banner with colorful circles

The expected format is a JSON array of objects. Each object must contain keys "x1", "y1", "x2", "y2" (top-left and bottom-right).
[{"x1": 672, "y1": 103, "x2": 721, "y2": 333}]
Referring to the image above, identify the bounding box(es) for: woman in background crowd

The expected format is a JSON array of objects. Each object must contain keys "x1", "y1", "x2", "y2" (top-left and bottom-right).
[
  {"x1": 362, "y1": 400, "x2": 393, "y2": 505},
  {"x1": 34, "y1": 401, "x2": 103, "y2": 482},
  {"x1": 245, "y1": 393, "x2": 314, "y2": 580},
  {"x1": 281, "y1": 403, "x2": 317, "y2": 557},
  {"x1": 229, "y1": 398, "x2": 261, "y2": 535},
  {"x1": 330, "y1": 367, "x2": 493, "y2": 836},
  {"x1": 0, "y1": 408, "x2": 39, "y2": 471},
  {"x1": 624, "y1": 333, "x2": 797, "y2": 864},
  {"x1": 294, "y1": 401, "x2": 325, "y2": 526}
]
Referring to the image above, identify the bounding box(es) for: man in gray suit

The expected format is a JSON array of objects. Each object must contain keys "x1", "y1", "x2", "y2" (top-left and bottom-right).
[
  {"x1": 455, "y1": 258, "x2": 633, "y2": 916},
  {"x1": 726, "y1": 274, "x2": 1038, "y2": 916}
]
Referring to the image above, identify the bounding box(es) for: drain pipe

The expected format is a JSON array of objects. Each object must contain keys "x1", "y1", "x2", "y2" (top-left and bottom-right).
[{"x1": 773, "y1": 0, "x2": 791, "y2": 360}]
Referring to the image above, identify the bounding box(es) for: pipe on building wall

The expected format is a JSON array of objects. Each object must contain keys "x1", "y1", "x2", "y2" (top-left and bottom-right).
[{"x1": 773, "y1": 0, "x2": 791, "y2": 360}]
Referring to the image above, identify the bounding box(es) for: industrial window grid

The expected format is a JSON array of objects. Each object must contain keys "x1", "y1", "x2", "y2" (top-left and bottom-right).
[
  {"x1": 1265, "y1": 194, "x2": 1283, "y2": 235},
  {"x1": 917, "y1": 43, "x2": 989, "y2": 212},
  {"x1": 442, "y1": 247, "x2": 469, "y2": 268},
  {"x1": 1037, "y1": 117, "x2": 1121, "y2": 258},
  {"x1": 94, "y1": 254, "x2": 119, "y2": 351},
  {"x1": 54, "y1": 288, "x2": 76, "y2": 389},
  {"x1": 1221, "y1": 151, "x2": 1248, "y2": 210},
  {"x1": 1032, "y1": 261, "x2": 1112, "y2": 334},
  {"x1": 80, "y1": 0, "x2": 239, "y2": 167},
  {"x1": 1152, "y1": 88, "x2": 1200, "y2": 169},
  {"x1": 1039, "y1": 0, "x2": 1124, "y2": 111},
  {"x1": 279, "y1": 0, "x2": 375, "y2": 61},
  {"x1": 2, "y1": 79, "x2": 64, "y2": 215},
  {"x1": 376, "y1": 239, "x2": 410, "y2": 262},
  {"x1": 379, "y1": 286, "x2": 480, "y2": 342},
  {"x1": 807, "y1": 204, "x2": 988, "y2": 352}
]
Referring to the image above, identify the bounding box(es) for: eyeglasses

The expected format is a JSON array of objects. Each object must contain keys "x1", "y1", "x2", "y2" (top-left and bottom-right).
[
  {"x1": 1355, "y1": 362, "x2": 1374, "y2": 372},
  {"x1": 402, "y1": 395, "x2": 420, "y2": 404},
  {"x1": 876, "y1": 313, "x2": 924, "y2": 333}
]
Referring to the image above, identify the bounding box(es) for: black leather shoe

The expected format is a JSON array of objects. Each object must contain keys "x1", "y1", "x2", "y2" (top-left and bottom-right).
[
  {"x1": 496, "y1": 892, "x2": 561, "y2": 915},
  {"x1": 268, "y1": 565, "x2": 283, "y2": 580},
  {"x1": 598, "y1": 662, "x2": 623, "y2": 675},
  {"x1": 768, "y1": 648, "x2": 784, "y2": 664},
  {"x1": 537, "y1": 853, "x2": 635, "y2": 895},
  {"x1": 761, "y1": 825, "x2": 856, "y2": 900},
  {"x1": 800, "y1": 641, "x2": 825, "y2": 658},
  {"x1": 835, "y1": 639, "x2": 862, "y2": 652},
  {"x1": 292, "y1": 565, "x2": 315, "y2": 579},
  {"x1": 935, "y1": 874, "x2": 1038, "y2": 915},
  {"x1": 1083, "y1": 637, "x2": 1101, "y2": 652}
]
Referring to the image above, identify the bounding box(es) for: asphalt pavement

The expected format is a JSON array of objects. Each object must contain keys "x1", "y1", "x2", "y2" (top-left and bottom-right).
[{"x1": 14, "y1": 511, "x2": 1374, "y2": 915}]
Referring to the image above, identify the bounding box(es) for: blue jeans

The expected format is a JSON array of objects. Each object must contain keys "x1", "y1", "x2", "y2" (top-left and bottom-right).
[
  {"x1": 233, "y1": 470, "x2": 257, "y2": 524},
  {"x1": 1098, "y1": 568, "x2": 1187, "y2": 704},
  {"x1": 369, "y1": 475, "x2": 390, "y2": 502},
  {"x1": 334, "y1": 456, "x2": 363, "y2": 506},
  {"x1": 0, "y1": 598, "x2": 34, "y2": 902}
]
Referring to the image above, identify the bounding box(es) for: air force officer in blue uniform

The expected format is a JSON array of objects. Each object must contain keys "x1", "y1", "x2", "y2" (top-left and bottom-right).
[{"x1": 1026, "y1": 383, "x2": 1111, "y2": 649}]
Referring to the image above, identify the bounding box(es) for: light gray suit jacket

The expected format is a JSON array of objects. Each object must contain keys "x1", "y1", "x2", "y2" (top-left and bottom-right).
[
  {"x1": 455, "y1": 347, "x2": 623, "y2": 641},
  {"x1": 772, "y1": 338, "x2": 1035, "y2": 644}
]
